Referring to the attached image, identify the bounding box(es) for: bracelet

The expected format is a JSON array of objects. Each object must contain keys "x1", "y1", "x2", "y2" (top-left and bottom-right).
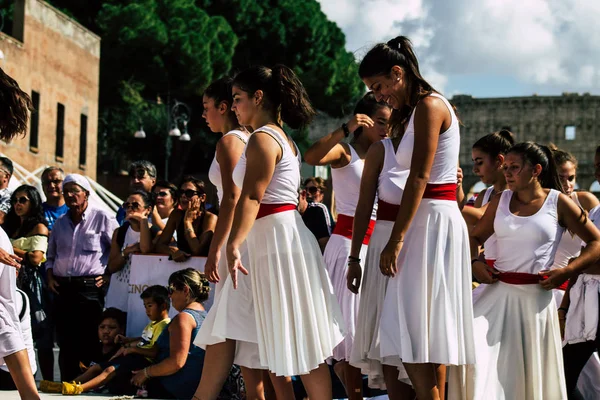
[
  {"x1": 389, "y1": 239, "x2": 404, "y2": 243},
  {"x1": 144, "y1": 367, "x2": 151, "y2": 379},
  {"x1": 558, "y1": 307, "x2": 568, "y2": 314},
  {"x1": 341, "y1": 123, "x2": 350, "y2": 137},
  {"x1": 348, "y1": 256, "x2": 361, "y2": 263}
]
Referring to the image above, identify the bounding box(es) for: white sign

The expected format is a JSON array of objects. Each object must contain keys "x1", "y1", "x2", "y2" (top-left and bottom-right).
[{"x1": 126, "y1": 254, "x2": 214, "y2": 336}]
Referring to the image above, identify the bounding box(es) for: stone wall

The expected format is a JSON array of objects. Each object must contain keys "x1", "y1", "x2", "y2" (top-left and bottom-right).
[{"x1": 0, "y1": 0, "x2": 100, "y2": 178}]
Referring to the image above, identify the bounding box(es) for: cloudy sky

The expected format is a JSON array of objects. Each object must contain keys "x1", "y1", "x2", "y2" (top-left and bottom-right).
[{"x1": 317, "y1": 0, "x2": 600, "y2": 98}]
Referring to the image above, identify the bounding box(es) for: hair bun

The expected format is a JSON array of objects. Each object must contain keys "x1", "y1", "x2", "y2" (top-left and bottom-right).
[
  {"x1": 547, "y1": 142, "x2": 559, "y2": 152},
  {"x1": 386, "y1": 36, "x2": 409, "y2": 52}
]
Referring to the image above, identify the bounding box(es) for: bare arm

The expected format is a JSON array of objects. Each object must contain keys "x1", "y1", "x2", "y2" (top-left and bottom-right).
[
  {"x1": 145, "y1": 313, "x2": 194, "y2": 377},
  {"x1": 470, "y1": 194, "x2": 501, "y2": 283},
  {"x1": 107, "y1": 229, "x2": 126, "y2": 274},
  {"x1": 155, "y1": 210, "x2": 181, "y2": 256},
  {"x1": 26, "y1": 224, "x2": 49, "y2": 266},
  {"x1": 193, "y1": 212, "x2": 217, "y2": 256},
  {"x1": 576, "y1": 191, "x2": 600, "y2": 212}
]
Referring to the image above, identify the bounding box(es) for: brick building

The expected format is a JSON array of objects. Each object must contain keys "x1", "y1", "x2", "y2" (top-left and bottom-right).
[{"x1": 0, "y1": 0, "x2": 100, "y2": 178}]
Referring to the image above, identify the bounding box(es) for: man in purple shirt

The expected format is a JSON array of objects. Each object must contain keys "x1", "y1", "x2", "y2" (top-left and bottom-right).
[{"x1": 46, "y1": 174, "x2": 118, "y2": 381}]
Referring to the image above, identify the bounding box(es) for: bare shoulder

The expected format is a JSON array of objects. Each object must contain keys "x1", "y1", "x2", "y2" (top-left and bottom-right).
[
  {"x1": 31, "y1": 223, "x2": 49, "y2": 236},
  {"x1": 576, "y1": 191, "x2": 600, "y2": 211}
]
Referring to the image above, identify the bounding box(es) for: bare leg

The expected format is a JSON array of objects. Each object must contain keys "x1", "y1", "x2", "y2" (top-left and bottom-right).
[
  {"x1": 403, "y1": 363, "x2": 440, "y2": 400},
  {"x1": 267, "y1": 371, "x2": 295, "y2": 399},
  {"x1": 334, "y1": 361, "x2": 362, "y2": 400},
  {"x1": 298, "y1": 363, "x2": 332, "y2": 400},
  {"x1": 193, "y1": 339, "x2": 236, "y2": 400},
  {"x1": 436, "y1": 364, "x2": 446, "y2": 400},
  {"x1": 79, "y1": 366, "x2": 117, "y2": 392},
  {"x1": 262, "y1": 370, "x2": 276, "y2": 400},
  {"x1": 383, "y1": 364, "x2": 416, "y2": 400},
  {"x1": 240, "y1": 367, "x2": 265, "y2": 400},
  {"x1": 72, "y1": 364, "x2": 102, "y2": 384},
  {"x1": 4, "y1": 349, "x2": 40, "y2": 400}
]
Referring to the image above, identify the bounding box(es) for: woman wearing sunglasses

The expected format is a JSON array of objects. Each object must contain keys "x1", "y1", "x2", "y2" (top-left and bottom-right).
[
  {"x1": 150, "y1": 181, "x2": 178, "y2": 235},
  {"x1": 106, "y1": 191, "x2": 156, "y2": 312},
  {"x1": 156, "y1": 177, "x2": 217, "y2": 261}
]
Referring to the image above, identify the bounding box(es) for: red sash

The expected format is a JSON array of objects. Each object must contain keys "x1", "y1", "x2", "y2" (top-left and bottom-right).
[
  {"x1": 495, "y1": 271, "x2": 568, "y2": 290},
  {"x1": 256, "y1": 203, "x2": 296, "y2": 220},
  {"x1": 485, "y1": 259, "x2": 495, "y2": 269},
  {"x1": 333, "y1": 214, "x2": 375, "y2": 245},
  {"x1": 377, "y1": 199, "x2": 400, "y2": 222},
  {"x1": 423, "y1": 183, "x2": 457, "y2": 201}
]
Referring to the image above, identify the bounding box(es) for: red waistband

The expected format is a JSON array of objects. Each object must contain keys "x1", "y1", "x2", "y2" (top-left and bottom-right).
[
  {"x1": 485, "y1": 259, "x2": 495, "y2": 269},
  {"x1": 423, "y1": 183, "x2": 457, "y2": 201},
  {"x1": 377, "y1": 199, "x2": 400, "y2": 221},
  {"x1": 333, "y1": 214, "x2": 375, "y2": 245},
  {"x1": 495, "y1": 271, "x2": 568, "y2": 290},
  {"x1": 256, "y1": 203, "x2": 296, "y2": 219}
]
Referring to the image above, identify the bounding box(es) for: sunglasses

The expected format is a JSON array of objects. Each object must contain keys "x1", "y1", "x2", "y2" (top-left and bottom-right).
[
  {"x1": 129, "y1": 169, "x2": 149, "y2": 180},
  {"x1": 123, "y1": 201, "x2": 144, "y2": 211},
  {"x1": 155, "y1": 191, "x2": 170, "y2": 198},
  {"x1": 43, "y1": 179, "x2": 63, "y2": 186},
  {"x1": 305, "y1": 186, "x2": 319, "y2": 194},
  {"x1": 11, "y1": 196, "x2": 30, "y2": 205},
  {"x1": 178, "y1": 189, "x2": 202, "y2": 198}
]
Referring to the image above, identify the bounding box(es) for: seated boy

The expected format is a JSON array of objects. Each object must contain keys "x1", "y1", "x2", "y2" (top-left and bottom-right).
[{"x1": 61, "y1": 285, "x2": 170, "y2": 395}]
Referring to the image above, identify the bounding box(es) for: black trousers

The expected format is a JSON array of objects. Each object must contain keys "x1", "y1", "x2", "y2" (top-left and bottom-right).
[
  {"x1": 563, "y1": 294, "x2": 600, "y2": 399},
  {"x1": 53, "y1": 276, "x2": 104, "y2": 382}
]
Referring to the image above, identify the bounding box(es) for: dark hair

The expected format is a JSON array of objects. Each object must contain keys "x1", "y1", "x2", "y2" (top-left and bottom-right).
[
  {"x1": 233, "y1": 65, "x2": 316, "y2": 129},
  {"x1": 128, "y1": 190, "x2": 154, "y2": 209},
  {"x1": 352, "y1": 92, "x2": 391, "y2": 138},
  {"x1": 180, "y1": 175, "x2": 206, "y2": 212},
  {"x1": 548, "y1": 143, "x2": 577, "y2": 168},
  {"x1": 204, "y1": 77, "x2": 238, "y2": 126},
  {"x1": 508, "y1": 142, "x2": 564, "y2": 192},
  {"x1": 3, "y1": 185, "x2": 47, "y2": 239},
  {"x1": 141, "y1": 285, "x2": 170, "y2": 312},
  {"x1": 359, "y1": 36, "x2": 438, "y2": 136},
  {"x1": 472, "y1": 129, "x2": 516, "y2": 159},
  {"x1": 41, "y1": 166, "x2": 64, "y2": 181},
  {"x1": 152, "y1": 180, "x2": 178, "y2": 203},
  {"x1": 304, "y1": 177, "x2": 326, "y2": 192},
  {"x1": 100, "y1": 307, "x2": 127, "y2": 330},
  {"x1": 0, "y1": 67, "x2": 32, "y2": 142},
  {"x1": 129, "y1": 160, "x2": 157, "y2": 178},
  {"x1": 168, "y1": 268, "x2": 211, "y2": 303},
  {"x1": 0, "y1": 157, "x2": 14, "y2": 175}
]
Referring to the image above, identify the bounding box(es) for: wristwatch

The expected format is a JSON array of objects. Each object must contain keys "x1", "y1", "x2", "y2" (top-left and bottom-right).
[{"x1": 341, "y1": 123, "x2": 350, "y2": 138}]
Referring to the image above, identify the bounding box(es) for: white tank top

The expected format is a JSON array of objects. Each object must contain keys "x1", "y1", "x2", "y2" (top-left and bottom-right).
[
  {"x1": 481, "y1": 186, "x2": 498, "y2": 261},
  {"x1": 552, "y1": 192, "x2": 583, "y2": 270},
  {"x1": 331, "y1": 144, "x2": 376, "y2": 219},
  {"x1": 494, "y1": 189, "x2": 564, "y2": 274},
  {"x1": 208, "y1": 130, "x2": 248, "y2": 205},
  {"x1": 395, "y1": 93, "x2": 459, "y2": 184},
  {"x1": 232, "y1": 125, "x2": 301, "y2": 205},
  {"x1": 378, "y1": 138, "x2": 409, "y2": 205}
]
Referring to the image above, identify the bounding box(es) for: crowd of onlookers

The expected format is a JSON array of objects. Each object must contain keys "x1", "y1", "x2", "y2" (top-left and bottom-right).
[{"x1": 0, "y1": 155, "x2": 334, "y2": 397}]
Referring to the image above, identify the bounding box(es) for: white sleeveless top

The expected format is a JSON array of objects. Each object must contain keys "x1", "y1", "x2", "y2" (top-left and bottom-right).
[
  {"x1": 551, "y1": 192, "x2": 583, "y2": 270},
  {"x1": 481, "y1": 186, "x2": 498, "y2": 260},
  {"x1": 494, "y1": 189, "x2": 564, "y2": 274},
  {"x1": 232, "y1": 125, "x2": 301, "y2": 205},
  {"x1": 395, "y1": 93, "x2": 459, "y2": 184},
  {"x1": 331, "y1": 144, "x2": 376, "y2": 219},
  {"x1": 208, "y1": 129, "x2": 248, "y2": 205},
  {"x1": 378, "y1": 138, "x2": 409, "y2": 205}
]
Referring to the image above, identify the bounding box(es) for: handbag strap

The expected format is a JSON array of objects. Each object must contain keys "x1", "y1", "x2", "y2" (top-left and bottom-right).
[{"x1": 18, "y1": 290, "x2": 27, "y2": 321}]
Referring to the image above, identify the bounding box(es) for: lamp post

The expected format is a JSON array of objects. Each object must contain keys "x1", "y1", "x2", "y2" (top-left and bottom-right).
[{"x1": 134, "y1": 100, "x2": 191, "y2": 181}]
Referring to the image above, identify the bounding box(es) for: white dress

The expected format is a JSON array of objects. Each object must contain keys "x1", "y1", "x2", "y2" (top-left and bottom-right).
[
  {"x1": 0, "y1": 227, "x2": 26, "y2": 364},
  {"x1": 449, "y1": 189, "x2": 567, "y2": 400},
  {"x1": 350, "y1": 138, "x2": 409, "y2": 389},
  {"x1": 194, "y1": 130, "x2": 263, "y2": 369},
  {"x1": 231, "y1": 125, "x2": 345, "y2": 376},
  {"x1": 379, "y1": 93, "x2": 475, "y2": 367},
  {"x1": 0, "y1": 288, "x2": 37, "y2": 375},
  {"x1": 323, "y1": 144, "x2": 376, "y2": 362}
]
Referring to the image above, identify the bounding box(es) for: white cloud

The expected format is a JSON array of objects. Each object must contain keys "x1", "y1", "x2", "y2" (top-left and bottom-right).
[{"x1": 317, "y1": 0, "x2": 600, "y2": 95}]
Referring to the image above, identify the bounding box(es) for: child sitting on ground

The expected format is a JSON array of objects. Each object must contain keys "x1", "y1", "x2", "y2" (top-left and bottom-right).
[{"x1": 61, "y1": 286, "x2": 171, "y2": 395}]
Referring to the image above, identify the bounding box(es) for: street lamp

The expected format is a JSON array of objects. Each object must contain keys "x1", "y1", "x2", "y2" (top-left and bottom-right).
[{"x1": 133, "y1": 100, "x2": 192, "y2": 180}]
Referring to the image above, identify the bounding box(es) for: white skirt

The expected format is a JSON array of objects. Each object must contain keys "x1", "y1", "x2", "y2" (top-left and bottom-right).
[
  {"x1": 349, "y1": 220, "x2": 407, "y2": 389},
  {"x1": 194, "y1": 241, "x2": 264, "y2": 369},
  {"x1": 448, "y1": 282, "x2": 567, "y2": 400},
  {"x1": 323, "y1": 233, "x2": 368, "y2": 362},
  {"x1": 244, "y1": 210, "x2": 345, "y2": 376},
  {"x1": 380, "y1": 199, "x2": 475, "y2": 366},
  {"x1": 0, "y1": 265, "x2": 25, "y2": 363}
]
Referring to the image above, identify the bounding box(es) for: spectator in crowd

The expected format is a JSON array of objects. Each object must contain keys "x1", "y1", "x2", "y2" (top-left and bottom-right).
[
  {"x1": 116, "y1": 161, "x2": 157, "y2": 226},
  {"x1": 155, "y1": 176, "x2": 217, "y2": 260},
  {"x1": 0, "y1": 156, "x2": 14, "y2": 225},
  {"x1": 41, "y1": 167, "x2": 68, "y2": 231},
  {"x1": 0, "y1": 287, "x2": 37, "y2": 391},
  {"x1": 130, "y1": 268, "x2": 209, "y2": 399},
  {"x1": 105, "y1": 190, "x2": 157, "y2": 312},
  {"x1": 59, "y1": 286, "x2": 171, "y2": 395},
  {"x1": 150, "y1": 181, "x2": 178, "y2": 234},
  {"x1": 45, "y1": 173, "x2": 118, "y2": 381},
  {"x1": 298, "y1": 177, "x2": 334, "y2": 250},
  {"x1": 0, "y1": 65, "x2": 38, "y2": 400}
]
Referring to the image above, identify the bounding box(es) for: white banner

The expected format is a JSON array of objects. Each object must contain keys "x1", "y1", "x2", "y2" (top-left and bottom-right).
[{"x1": 126, "y1": 254, "x2": 214, "y2": 336}]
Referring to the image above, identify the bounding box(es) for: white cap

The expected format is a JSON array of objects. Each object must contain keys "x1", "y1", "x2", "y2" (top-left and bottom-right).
[{"x1": 63, "y1": 173, "x2": 92, "y2": 193}]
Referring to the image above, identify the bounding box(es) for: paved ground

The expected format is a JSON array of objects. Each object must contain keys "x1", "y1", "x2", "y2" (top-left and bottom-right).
[{"x1": 2, "y1": 392, "x2": 130, "y2": 399}]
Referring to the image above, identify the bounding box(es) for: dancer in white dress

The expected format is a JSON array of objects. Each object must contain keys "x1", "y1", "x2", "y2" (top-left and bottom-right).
[
  {"x1": 193, "y1": 77, "x2": 292, "y2": 400},
  {"x1": 360, "y1": 36, "x2": 475, "y2": 399},
  {"x1": 226, "y1": 65, "x2": 345, "y2": 400},
  {"x1": 449, "y1": 142, "x2": 600, "y2": 400},
  {"x1": 304, "y1": 92, "x2": 390, "y2": 400},
  {"x1": 0, "y1": 66, "x2": 39, "y2": 399},
  {"x1": 347, "y1": 135, "x2": 414, "y2": 399}
]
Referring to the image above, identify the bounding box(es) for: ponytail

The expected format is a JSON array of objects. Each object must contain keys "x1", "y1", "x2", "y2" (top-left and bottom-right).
[
  {"x1": 548, "y1": 143, "x2": 577, "y2": 168},
  {"x1": 472, "y1": 129, "x2": 516, "y2": 159}
]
